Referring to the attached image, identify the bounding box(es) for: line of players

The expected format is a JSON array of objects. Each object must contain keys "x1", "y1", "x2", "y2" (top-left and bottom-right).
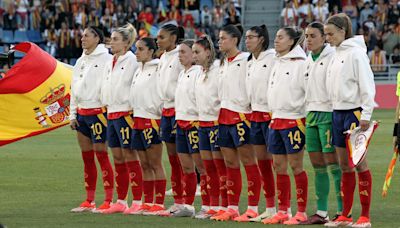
[{"x1": 69, "y1": 12, "x2": 375, "y2": 228}]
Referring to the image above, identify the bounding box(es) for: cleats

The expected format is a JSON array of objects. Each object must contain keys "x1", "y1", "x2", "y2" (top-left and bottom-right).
[
  {"x1": 101, "y1": 201, "x2": 128, "y2": 214},
  {"x1": 142, "y1": 204, "x2": 165, "y2": 216},
  {"x1": 170, "y1": 204, "x2": 195, "y2": 217},
  {"x1": 194, "y1": 207, "x2": 212, "y2": 219},
  {"x1": 283, "y1": 212, "x2": 307, "y2": 225},
  {"x1": 92, "y1": 201, "x2": 111, "y2": 214},
  {"x1": 233, "y1": 209, "x2": 258, "y2": 222},
  {"x1": 262, "y1": 211, "x2": 291, "y2": 224},
  {"x1": 299, "y1": 213, "x2": 329, "y2": 225},
  {"x1": 70, "y1": 201, "x2": 96, "y2": 213},
  {"x1": 249, "y1": 208, "x2": 276, "y2": 222},
  {"x1": 123, "y1": 203, "x2": 142, "y2": 215},
  {"x1": 351, "y1": 216, "x2": 371, "y2": 228},
  {"x1": 324, "y1": 215, "x2": 353, "y2": 227},
  {"x1": 212, "y1": 208, "x2": 239, "y2": 221}
]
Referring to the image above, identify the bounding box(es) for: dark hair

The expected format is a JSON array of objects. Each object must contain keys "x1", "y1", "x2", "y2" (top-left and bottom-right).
[
  {"x1": 307, "y1": 22, "x2": 325, "y2": 36},
  {"x1": 249, "y1": 24, "x2": 270, "y2": 51},
  {"x1": 139, "y1": 37, "x2": 157, "y2": 58},
  {"x1": 281, "y1": 27, "x2": 305, "y2": 50},
  {"x1": 221, "y1": 24, "x2": 243, "y2": 47},
  {"x1": 326, "y1": 13, "x2": 353, "y2": 39},
  {"x1": 88, "y1": 26, "x2": 104, "y2": 44},
  {"x1": 195, "y1": 35, "x2": 216, "y2": 70},
  {"x1": 160, "y1": 24, "x2": 185, "y2": 44},
  {"x1": 180, "y1": 39, "x2": 195, "y2": 49}
]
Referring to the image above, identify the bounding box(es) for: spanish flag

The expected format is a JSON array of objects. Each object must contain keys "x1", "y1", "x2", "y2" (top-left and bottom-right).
[{"x1": 0, "y1": 42, "x2": 72, "y2": 146}]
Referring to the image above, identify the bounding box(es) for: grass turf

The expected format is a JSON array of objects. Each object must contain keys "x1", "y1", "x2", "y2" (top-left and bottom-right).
[{"x1": 1, "y1": 109, "x2": 399, "y2": 227}]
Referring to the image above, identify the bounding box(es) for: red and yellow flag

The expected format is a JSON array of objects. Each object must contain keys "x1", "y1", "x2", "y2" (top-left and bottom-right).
[{"x1": 0, "y1": 42, "x2": 72, "y2": 146}]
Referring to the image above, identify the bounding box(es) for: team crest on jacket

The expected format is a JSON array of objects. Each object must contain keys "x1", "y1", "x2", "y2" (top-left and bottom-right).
[{"x1": 33, "y1": 84, "x2": 70, "y2": 127}]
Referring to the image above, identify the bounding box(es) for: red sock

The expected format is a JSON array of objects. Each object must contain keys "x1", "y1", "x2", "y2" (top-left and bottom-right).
[
  {"x1": 358, "y1": 170, "x2": 372, "y2": 218},
  {"x1": 126, "y1": 160, "x2": 143, "y2": 201},
  {"x1": 258, "y1": 159, "x2": 275, "y2": 207},
  {"x1": 341, "y1": 171, "x2": 356, "y2": 217},
  {"x1": 183, "y1": 172, "x2": 197, "y2": 205},
  {"x1": 226, "y1": 167, "x2": 242, "y2": 206},
  {"x1": 143, "y1": 180, "x2": 154, "y2": 204},
  {"x1": 294, "y1": 171, "x2": 308, "y2": 212},
  {"x1": 277, "y1": 174, "x2": 291, "y2": 212},
  {"x1": 168, "y1": 155, "x2": 184, "y2": 204},
  {"x1": 82, "y1": 151, "x2": 97, "y2": 202},
  {"x1": 214, "y1": 159, "x2": 228, "y2": 207},
  {"x1": 244, "y1": 164, "x2": 262, "y2": 206},
  {"x1": 114, "y1": 162, "x2": 129, "y2": 200},
  {"x1": 203, "y1": 160, "x2": 220, "y2": 206},
  {"x1": 95, "y1": 151, "x2": 114, "y2": 202},
  {"x1": 200, "y1": 174, "x2": 210, "y2": 206},
  {"x1": 154, "y1": 179, "x2": 166, "y2": 205}
]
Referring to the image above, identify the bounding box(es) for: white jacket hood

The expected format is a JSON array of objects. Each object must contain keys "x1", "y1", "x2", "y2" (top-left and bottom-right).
[
  {"x1": 278, "y1": 45, "x2": 307, "y2": 60},
  {"x1": 82, "y1": 44, "x2": 109, "y2": 58},
  {"x1": 337, "y1": 35, "x2": 367, "y2": 52}
]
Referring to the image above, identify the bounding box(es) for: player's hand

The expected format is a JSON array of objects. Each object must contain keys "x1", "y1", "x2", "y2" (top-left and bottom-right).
[
  {"x1": 70, "y1": 119, "x2": 79, "y2": 130},
  {"x1": 393, "y1": 136, "x2": 398, "y2": 150},
  {"x1": 359, "y1": 120, "x2": 370, "y2": 131}
]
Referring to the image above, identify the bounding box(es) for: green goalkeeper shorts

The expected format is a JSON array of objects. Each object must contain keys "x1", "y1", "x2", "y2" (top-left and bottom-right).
[{"x1": 306, "y1": 111, "x2": 334, "y2": 153}]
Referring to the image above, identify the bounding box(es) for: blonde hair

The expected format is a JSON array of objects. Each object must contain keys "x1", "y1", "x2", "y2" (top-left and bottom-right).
[{"x1": 115, "y1": 23, "x2": 137, "y2": 48}]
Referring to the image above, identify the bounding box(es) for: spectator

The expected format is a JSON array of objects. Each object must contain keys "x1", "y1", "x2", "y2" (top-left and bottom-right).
[
  {"x1": 71, "y1": 23, "x2": 83, "y2": 58},
  {"x1": 374, "y1": 0, "x2": 388, "y2": 27},
  {"x1": 0, "y1": 64, "x2": 9, "y2": 79},
  {"x1": 369, "y1": 41, "x2": 387, "y2": 72},
  {"x1": 88, "y1": 8, "x2": 100, "y2": 27},
  {"x1": 30, "y1": 6, "x2": 42, "y2": 31},
  {"x1": 389, "y1": 45, "x2": 400, "y2": 64},
  {"x1": 15, "y1": 0, "x2": 29, "y2": 30},
  {"x1": 313, "y1": 0, "x2": 329, "y2": 22},
  {"x1": 213, "y1": 4, "x2": 224, "y2": 29},
  {"x1": 167, "y1": 5, "x2": 181, "y2": 24},
  {"x1": 201, "y1": 5, "x2": 213, "y2": 36},
  {"x1": 343, "y1": 0, "x2": 358, "y2": 34},
  {"x1": 138, "y1": 5, "x2": 154, "y2": 24},
  {"x1": 56, "y1": 22, "x2": 71, "y2": 62},
  {"x1": 43, "y1": 23, "x2": 57, "y2": 57},
  {"x1": 225, "y1": 1, "x2": 241, "y2": 25},
  {"x1": 113, "y1": 4, "x2": 126, "y2": 26},
  {"x1": 74, "y1": 6, "x2": 87, "y2": 28},
  {"x1": 298, "y1": 0, "x2": 314, "y2": 28},
  {"x1": 387, "y1": 0, "x2": 399, "y2": 25},
  {"x1": 100, "y1": 7, "x2": 114, "y2": 34},
  {"x1": 382, "y1": 24, "x2": 400, "y2": 55},
  {"x1": 359, "y1": 2, "x2": 373, "y2": 26},
  {"x1": 363, "y1": 14, "x2": 376, "y2": 32},
  {"x1": 3, "y1": 5, "x2": 18, "y2": 31},
  {"x1": 280, "y1": 0, "x2": 298, "y2": 26}
]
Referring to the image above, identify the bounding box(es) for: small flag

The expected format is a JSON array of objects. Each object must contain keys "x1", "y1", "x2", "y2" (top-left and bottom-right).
[
  {"x1": 382, "y1": 148, "x2": 399, "y2": 197},
  {"x1": 144, "y1": 22, "x2": 159, "y2": 37},
  {"x1": 345, "y1": 121, "x2": 379, "y2": 168},
  {"x1": 159, "y1": 0, "x2": 166, "y2": 18}
]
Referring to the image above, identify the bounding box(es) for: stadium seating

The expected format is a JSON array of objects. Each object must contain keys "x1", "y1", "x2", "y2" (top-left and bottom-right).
[
  {"x1": 14, "y1": 31, "x2": 29, "y2": 43},
  {"x1": 2, "y1": 30, "x2": 14, "y2": 44},
  {"x1": 69, "y1": 58, "x2": 78, "y2": 66},
  {"x1": 0, "y1": 46, "x2": 4, "y2": 53},
  {"x1": 27, "y1": 30, "x2": 44, "y2": 43},
  {"x1": 14, "y1": 51, "x2": 25, "y2": 58}
]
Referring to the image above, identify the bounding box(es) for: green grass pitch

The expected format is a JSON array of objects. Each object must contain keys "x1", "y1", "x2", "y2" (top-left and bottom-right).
[{"x1": 1, "y1": 109, "x2": 399, "y2": 228}]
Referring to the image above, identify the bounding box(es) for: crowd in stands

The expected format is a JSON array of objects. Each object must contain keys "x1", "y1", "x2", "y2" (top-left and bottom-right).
[
  {"x1": 0, "y1": 0, "x2": 242, "y2": 63},
  {"x1": 0, "y1": 0, "x2": 398, "y2": 70},
  {"x1": 281, "y1": 0, "x2": 400, "y2": 69}
]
